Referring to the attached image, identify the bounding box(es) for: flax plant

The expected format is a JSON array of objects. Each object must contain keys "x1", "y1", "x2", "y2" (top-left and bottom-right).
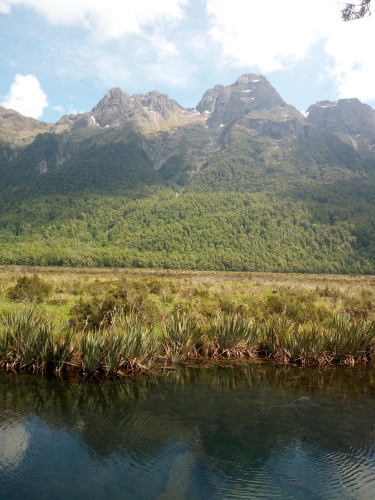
[
  {"x1": 162, "y1": 311, "x2": 201, "y2": 362},
  {"x1": 52, "y1": 328, "x2": 77, "y2": 373},
  {"x1": 260, "y1": 316, "x2": 294, "y2": 359},
  {"x1": 324, "y1": 315, "x2": 375, "y2": 363},
  {"x1": 278, "y1": 323, "x2": 326, "y2": 365},
  {"x1": 26, "y1": 320, "x2": 55, "y2": 371},
  {"x1": 111, "y1": 312, "x2": 161, "y2": 372},
  {"x1": 0, "y1": 323, "x2": 10, "y2": 368},
  {"x1": 0, "y1": 309, "x2": 56, "y2": 372},
  {"x1": 209, "y1": 312, "x2": 258, "y2": 357},
  {"x1": 300, "y1": 324, "x2": 327, "y2": 365},
  {"x1": 102, "y1": 330, "x2": 124, "y2": 376},
  {"x1": 276, "y1": 324, "x2": 303, "y2": 363},
  {"x1": 80, "y1": 330, "x2": 105, "y2": 375}
]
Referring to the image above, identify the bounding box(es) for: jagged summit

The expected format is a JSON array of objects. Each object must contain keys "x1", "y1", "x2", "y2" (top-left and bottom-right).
[
  {"x1": 91, "y1": 88, "x2": 136, "y2": 127},
  {"x1": 2, "y1": 73, "x2": 375, "y2": 167},
  {"x1": 0, "y1": 106, "x2": 53, "y2": 146},
  {"x1": 306, "y1": 98, "x2": 375, "y2": 136},
  {"x1": 91, "y1": 87, "x2": 186, "y2": 129},
  {"x1": 234, "y1": 73, "x2": 267, "y2": 85},
  {"x1": 306, "y1": 98, "x2": 375, "y2": 155},
  {"x1": 133, "y1": 90, "x2": 183, "y2": 117},
  {"x1": 196, "y1": 73, "x2": 301, "y2": 127}
]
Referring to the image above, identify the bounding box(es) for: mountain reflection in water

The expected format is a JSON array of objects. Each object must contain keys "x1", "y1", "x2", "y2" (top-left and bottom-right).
[{"x1": 1, "y1": 363, "x2": 375, "y2": 499}]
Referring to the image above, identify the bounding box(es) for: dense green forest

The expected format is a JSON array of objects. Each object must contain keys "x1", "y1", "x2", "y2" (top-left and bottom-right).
[
  {"x1": 0, "y1": 188, "x2": 373, "y2": 273},
  {"x1": 1, "y1": 129, "x2": 374, "y2": 274}
]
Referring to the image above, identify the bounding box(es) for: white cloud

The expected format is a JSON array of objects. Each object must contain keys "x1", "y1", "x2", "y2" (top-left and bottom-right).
[
  {"x1": 146, "y1": 34, "x2": 180, "y2": 59},
  {"x1": 49, "y1": 25, "x2": 184, "y2": 93},
  {"x1": 52, "y1": 105, "x2": 65, "y2": 114},
  {"x1": 1, "y1": 74, "x2": 48, "y2": 118},
  {"x1": 54, "y1": 43, "x2": 132, "y2": 89},
  {"x1": 2, "y1": 0, "x2": 375, "y2": 111},
  {"x1": 0, "y1": 0, "x2": 189, "y2": 39},
  {"x1": 205, "y1": 0, "x2": 339, "y2": 71},
  {"x1": 205, "y1": 0, "x2": 375, "y2": 103},
  {"x1": 146, "y1": 60, "x2": 193, "y2": 89},
  {"x1": 0, "y1": 1, "x2": 11, "y2": 13},
  {"x1": 324, "y1": 16, "x2": 375, "y2": 101}
]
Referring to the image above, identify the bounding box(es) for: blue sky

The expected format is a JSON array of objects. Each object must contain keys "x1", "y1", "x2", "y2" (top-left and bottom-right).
[{"x1": 0, "y1": 0, "x2": 374, "y2": 122}]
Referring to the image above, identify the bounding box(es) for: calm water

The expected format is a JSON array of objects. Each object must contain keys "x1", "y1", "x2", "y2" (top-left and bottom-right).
[{"x1": 1, "y1": 363, "x2": 375, "y2": 499}]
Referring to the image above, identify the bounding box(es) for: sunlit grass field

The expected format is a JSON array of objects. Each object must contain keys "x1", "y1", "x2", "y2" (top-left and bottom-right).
[{"x1": 0, "y1": 266, "x2": 374, "y2": 376}]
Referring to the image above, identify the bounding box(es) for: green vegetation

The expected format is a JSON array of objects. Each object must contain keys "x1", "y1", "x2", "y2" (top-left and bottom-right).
[
  {"x1": 7, "y1": 274, "x2": 52, "y2": 303},
  {"x1": 0, "y1": 267, "x2": 374, "y2": 376},
  {"x1": 0, "y1": 116, "x2": 374, "y2": 274},
  {"x1": 0, "y1": 188, "x2": 373, "y2": 273}
]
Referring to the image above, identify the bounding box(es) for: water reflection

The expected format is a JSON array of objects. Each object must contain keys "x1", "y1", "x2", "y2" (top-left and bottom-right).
[
  {"x1": 0, "y1": 418, "x2": 30, "y2": 472},
  {"x1": 1, "y1": 363, "x2": 375, "y2": 499}
]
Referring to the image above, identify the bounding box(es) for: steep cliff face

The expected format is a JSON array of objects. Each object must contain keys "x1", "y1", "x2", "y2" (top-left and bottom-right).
[
  {"x1": 305, "y1": 99, "x2": 375, "y2": 157},
  {"x1": 197, "y1": 74, "x2": 302, "y2": 128},
  {"x1": 1, "y1": 73, "x2": 375, "y2": 194},
  {"x1": 90, "y1": 87, "x2": 203, "y2": 132}
]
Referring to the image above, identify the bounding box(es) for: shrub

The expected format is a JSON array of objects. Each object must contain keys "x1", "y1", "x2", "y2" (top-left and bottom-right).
[
  {"x1": 7, "y1": 275, "x2": 52, "y2": 303},
  {"x1": 147, "y1": 279, "x2": 164, "y2": 295},
  {"x1": 68, "y1": 279, "x2": 149, "y2": 330},
  {"x1": 69, "y1": 290, "x2": 129, "y2": 330}
]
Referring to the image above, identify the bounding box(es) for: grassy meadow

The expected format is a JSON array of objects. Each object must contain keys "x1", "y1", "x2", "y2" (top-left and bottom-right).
[{"x1": 0, "y1": 266, "x2": 374, "y2": 376}]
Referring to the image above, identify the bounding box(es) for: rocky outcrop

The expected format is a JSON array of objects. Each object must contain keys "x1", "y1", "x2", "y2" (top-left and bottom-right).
[
  {"x1": 0, "y1": 106, "x2": 53, "y2": 146},
  {"x1": 305, "y1": 99, "x2": 375, "y2": 156},
  {"x1": 1, "y1": 74, "x2": 375, "y2": 191},
  {"x1": 90, "y1": 88, "x2": 194, "y2": 130},
  {"x1": 197, "y1": 74, "x2": 302, "y2": 128}
]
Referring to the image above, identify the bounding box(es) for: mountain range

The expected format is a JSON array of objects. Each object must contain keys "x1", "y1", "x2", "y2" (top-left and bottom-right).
[{"x1": 0, "y1": 74, "x2": 374, "y2": 273}]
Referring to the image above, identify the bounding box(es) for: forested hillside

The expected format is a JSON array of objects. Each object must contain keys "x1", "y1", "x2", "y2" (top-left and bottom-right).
[{"x1": 0, "y1": 74, "x2": 374, "y2": 274}]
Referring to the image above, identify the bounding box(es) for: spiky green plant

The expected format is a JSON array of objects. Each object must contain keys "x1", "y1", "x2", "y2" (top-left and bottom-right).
[
  {"x1": 277, "y1": 327, "x2": 301, "y2": 363},
  {"x1": 323, "y1": 315, "x2": 375, "y2": 363},
  {"x1": 260, "y1": 316, "x2": 293, "y2": 358},
  {"x1": 162, "y1": 311, "x2": 201, "y2": 362},
  {"x1": 0, "y1": 324, "x2": 10, "y2": 366},
  {"x1": 2, "y1": 309, "x2": 34, "y2": 367},
  {"x1": 277, "y1": 323, "x2": 325, "y2": 365},
  {"x1": 102, "y1": 330, "x2": 124, "y2": 376},
  {"x1": 27, "y1": 320, "x2": 55, "y2": 371},
  {"x1": 301, "y1": 324, "x2": 327, "y2": 365},
  {"x1": 52, "y1": 328, "x2": 78, "y2": 373},
  {"x1": 209, "y1": 312, "x2": 257, "y2": 356},
  {"x1": 80, "y1": 331, "x2": 105, "y2": 375},
  {"x1": 110, "y1": 312, "x2": 161, "y2": 371},
  {"x1": 0, "y1": 309, "x2": 57, "y2": 372}
]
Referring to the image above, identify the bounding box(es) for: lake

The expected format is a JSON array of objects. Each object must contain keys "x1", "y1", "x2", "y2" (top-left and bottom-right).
[{"x1": 1, "y1": 362, "x2": 375, "y2": 499}]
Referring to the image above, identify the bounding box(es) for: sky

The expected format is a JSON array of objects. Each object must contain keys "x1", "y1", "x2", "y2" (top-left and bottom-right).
[{"x1": 0, "y1": 0, "x2": 374, "y2": 123}]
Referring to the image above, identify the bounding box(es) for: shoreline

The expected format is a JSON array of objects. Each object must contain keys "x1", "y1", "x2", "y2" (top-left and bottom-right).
[{"x1": 1, "y1": 310, "x2": 374, "y2": 379}]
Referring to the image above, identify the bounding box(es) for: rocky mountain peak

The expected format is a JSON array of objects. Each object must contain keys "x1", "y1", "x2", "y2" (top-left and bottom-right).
[
  {"x1": 306, "y1": 98, "x2": 375, "y2": 138},
  {"x1": 233, "y1": 73, "x2": 267, "y2": 88},
  {"x1": 0, "y1": 106, "x2": 53, "y2": 147},
  {"x1": 90, "y1": 87, "x2": 187, "y2": 128},
  {"x1": 91, "y1": 88, "x2": 134, "y2": 127},
  {"x1": 132, "y1": 90, "x2": 184, "y2": 119},
  {"x1": 196, "y1": 73, "x2": 300, "y2": 127}
]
